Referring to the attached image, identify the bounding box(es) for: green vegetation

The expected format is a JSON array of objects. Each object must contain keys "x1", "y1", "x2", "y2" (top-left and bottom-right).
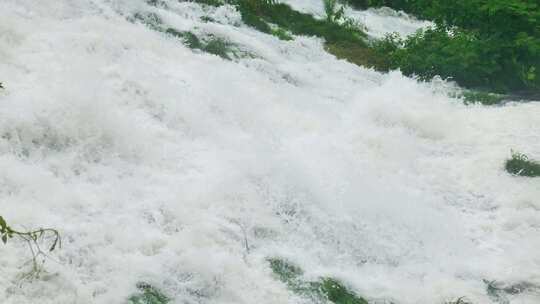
[
  {"x1": 166, "y1": 28, "x2": 240, "y2": 60},
  {"x1": 269, "y1": 26, "x2": 294, "y2": 41},
  {"x1": 268, "y1": 258, "x2": 481, "y2": 303},
  {"x1": 505, "y1": 151, "x2": 540, "y2": 177},
  {"x1": 324, "y1": 0, "x2": 346, "y2": 23},
  {"x1": 193, "y1": 0, "x2": 386, "y2": 68},
  {"x1": 460, "y1": 90, "x2": 506, "y2": 106},
  {"x1": 351, "y1": 0, "x2": 540, "y2": 94},
  {"x1": 0, "y1": 215, "x2": 61, "y2": 278},
  {"x1": 131, "y1": 12, "x2": 245, "y2": 60},
  {"x1": 128, "y1": 282, "x2": 170, "y2": 304},
  {"x1": 171, "y1": 0, "x2": 539, "y2": 98},
  {"x1": 233, "y1": 0, "x2": 366, "y2": 44},
  {"x1": 445, "y1": 298, "x2": 472, "y2": 304},
  {"x1": 0, "y1": 82, "x2": 4, "y2": 89},
  {"x1": 317, "y1": 278, "x2": 369, "y2": 304},
  {"x1": 268, "y1": 258, "x2": 369, "y2": 304}
]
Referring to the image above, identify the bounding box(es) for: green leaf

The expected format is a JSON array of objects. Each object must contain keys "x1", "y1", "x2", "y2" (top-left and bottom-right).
[{"x1": 0, "y1": 216, "x2": 6, "y2": 230}]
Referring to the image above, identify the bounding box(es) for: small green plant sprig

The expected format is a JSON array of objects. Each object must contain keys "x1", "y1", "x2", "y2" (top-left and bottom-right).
[
  {"x1": 0, "y1": 215, "x2": 61, "y2": 276},
  {"x1": 0, "y1": 82, "x2": 4, "y2": 89}
]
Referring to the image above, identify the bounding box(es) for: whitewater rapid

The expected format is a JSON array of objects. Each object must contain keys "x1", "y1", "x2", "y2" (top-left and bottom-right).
[{"x1": 1, "y1": 1, "x2": 539, "y2": 304}]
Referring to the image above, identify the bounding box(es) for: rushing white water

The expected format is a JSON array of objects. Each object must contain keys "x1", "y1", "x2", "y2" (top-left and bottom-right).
[
  {"x1": 1, "y1": 1, "x2": 539, "y2": 304},
  {"x1": 282, "y1": 0, "x2": 432, "y2": 38}
]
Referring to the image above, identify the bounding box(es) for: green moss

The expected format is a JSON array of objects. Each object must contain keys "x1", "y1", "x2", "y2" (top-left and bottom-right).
[
  {"x1": 128, "y1": 282, "x2": 170, "y2": 304},
  {"x1": 505, "y1": 152, "x2": 540, "y2": 177},
  {"x1": 267, "y1": 258, "x2": 368, "y2": 304}
]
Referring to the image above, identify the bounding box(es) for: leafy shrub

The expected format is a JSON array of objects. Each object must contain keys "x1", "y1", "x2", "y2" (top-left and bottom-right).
[
  {"x1": 353, "y1": 0, "x2": 540, "y2": 93},
  {"x1": 505, "y1": 151, "x2": 540, "y2": 177},
  {"x1": 375, "y1": 26, "x2": 513, "y2": 92}
]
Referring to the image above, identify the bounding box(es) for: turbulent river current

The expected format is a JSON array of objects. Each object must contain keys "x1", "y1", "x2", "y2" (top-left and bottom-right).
[{"x1": 1, "y1": 1, "x2": 539, "y2": 303}]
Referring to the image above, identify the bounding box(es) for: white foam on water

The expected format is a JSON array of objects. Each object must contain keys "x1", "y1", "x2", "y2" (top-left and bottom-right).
[
  {"x1": 1, "y1": 1, "x2": 539, "y2": 304},
  {"x1": 281, "y1": 0, "x2": 432, "y2": 38}
]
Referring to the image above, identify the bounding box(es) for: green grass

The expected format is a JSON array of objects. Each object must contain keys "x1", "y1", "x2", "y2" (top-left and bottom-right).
[
  {"x1": 128, "y1": 282, "x2": 170, "y2": 304},
  {"x1": 267, "y1": 258, "x2": 368, "y2": 304},
  {"x1": 505, "y1": 152, "x2": 540, "y2": 177}
]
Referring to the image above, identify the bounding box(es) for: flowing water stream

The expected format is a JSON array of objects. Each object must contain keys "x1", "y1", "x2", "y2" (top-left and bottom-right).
[{"x1": 1, "y1": 1, "x2": 539, "y2": 303}]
